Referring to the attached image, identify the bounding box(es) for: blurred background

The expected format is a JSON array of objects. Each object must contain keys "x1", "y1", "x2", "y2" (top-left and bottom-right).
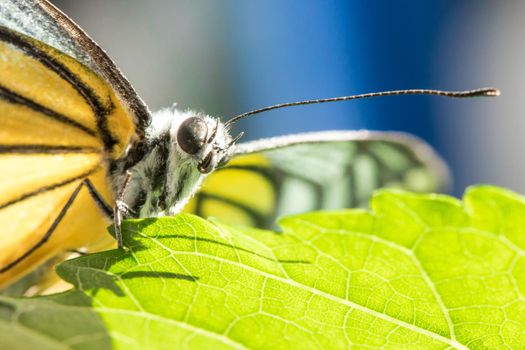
[{"x1": 53, "y1": 0, "x2": 524, "y2": 196}]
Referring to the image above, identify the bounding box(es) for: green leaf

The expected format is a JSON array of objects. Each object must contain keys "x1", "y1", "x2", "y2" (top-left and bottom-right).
[{"x1": 1, "y1": 186, "x2": 525, "y2": 349}]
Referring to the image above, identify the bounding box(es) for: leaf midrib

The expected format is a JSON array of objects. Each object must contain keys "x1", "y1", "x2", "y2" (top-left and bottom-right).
[{"x1": 142, "y1": 232, "x2": 468, "y2": 350}]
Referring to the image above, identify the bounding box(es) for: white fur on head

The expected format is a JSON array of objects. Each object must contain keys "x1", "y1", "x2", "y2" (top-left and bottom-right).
[{"x1": 121, "y1": 106, "x2": 234, "y2": 217}]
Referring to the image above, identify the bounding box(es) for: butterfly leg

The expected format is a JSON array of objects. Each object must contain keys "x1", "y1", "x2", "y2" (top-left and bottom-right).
[
  {"x1": 86, "y1": 176, "x2": 136, "y2": 248},
  {"x1": 0, "y1": 181, "x2": 85, "y2": 273},
  {"x1": 113, "y1": 171, "x2": 133, "y2": 249}
]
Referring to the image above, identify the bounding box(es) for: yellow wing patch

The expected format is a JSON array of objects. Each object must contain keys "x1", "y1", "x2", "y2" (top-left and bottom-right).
[
  {"x1": 0, "y1": 101, "x2": 100, "y2": 148},
  {"x1": 0, "y1": 153, "x2": 102, "y2": 205},
  {"x1": 199, "y1": 168, "x2": 275, "y2": 215},
  {"x1": 185, "y1": 153, "x2": 277, "y2": 227},
  {"x1": 0, "y1": 26, "x2": 136, "y2": 288},
  {"x1": 0, "y1": 40, "x2": 98, "y2": 133},
  {"x1": 0, "y1": 27, "x2": 135, "y2": 158},
  {"x1": 0, "y1": 167, "x2": 114, "y2": 288},
  {"x1": 200, "y1": 199, "x2": 255, "y2": 226}
]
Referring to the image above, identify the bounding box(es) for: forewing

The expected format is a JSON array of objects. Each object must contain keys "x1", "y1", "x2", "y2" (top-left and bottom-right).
[
  {"x1": 0, "y1": 168, "x2": 114, "y2": 289},
  {"x1": 0, "y1": 0, "x2": 151, "y2": 133},
  {"x1": 185, "y1": 131, "x2": 449, "y2": 229},
  {"x1": 0, "y1": 26, "x2": 133, "y2": 287}
]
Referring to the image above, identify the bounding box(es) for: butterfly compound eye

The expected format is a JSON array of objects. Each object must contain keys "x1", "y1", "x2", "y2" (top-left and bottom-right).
[{"x1": 177, "y1": 117, "x2": 208, "y2": 155}]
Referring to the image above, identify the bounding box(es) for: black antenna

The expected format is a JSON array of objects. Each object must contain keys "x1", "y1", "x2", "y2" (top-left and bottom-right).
[{"x1": 224, "y1": 87, "x2": 500, "y2": 127}]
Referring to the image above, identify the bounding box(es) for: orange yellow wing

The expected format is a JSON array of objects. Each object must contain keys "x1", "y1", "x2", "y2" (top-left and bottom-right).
[{"x1": 0, "y1": 26, "x2": 136, "y2": 288}]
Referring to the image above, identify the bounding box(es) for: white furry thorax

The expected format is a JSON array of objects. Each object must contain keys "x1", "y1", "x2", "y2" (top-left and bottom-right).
[{"x1": 119, "y1": 106, "x2": 234, "y2": 218}]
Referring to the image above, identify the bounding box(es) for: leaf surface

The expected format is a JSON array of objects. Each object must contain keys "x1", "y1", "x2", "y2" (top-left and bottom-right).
[{"x1": 1, "y1": 186, "x2": 524, "y2": 349}]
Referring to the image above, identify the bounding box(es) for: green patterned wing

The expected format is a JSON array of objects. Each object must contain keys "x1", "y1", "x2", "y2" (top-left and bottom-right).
[{"x1": 184, "y1": 131, "x2": 449, "y2": 229}]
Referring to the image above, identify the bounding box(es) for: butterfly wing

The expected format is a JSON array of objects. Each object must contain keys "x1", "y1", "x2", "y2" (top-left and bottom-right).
[
  {"x1": 185, "y1": 131, "x2": 449, "y2": 228},
  {"x1": 0, "y1": 0, "x2": 151, "y2": 133},
  {"x1": 0, "y1": 24, "x2": 140, "y2": 287}
]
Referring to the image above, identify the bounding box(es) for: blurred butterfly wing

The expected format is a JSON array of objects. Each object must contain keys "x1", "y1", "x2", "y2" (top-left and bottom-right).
[
  {"x1": 0, "y1": 25, "x2": 138, "y2": 287},
  {"x1": 0, "y1": 0, "x2": 151, "y2": 133},
  {"x1": 185, "y1": 131, "x2": 449, "y2": 228}
]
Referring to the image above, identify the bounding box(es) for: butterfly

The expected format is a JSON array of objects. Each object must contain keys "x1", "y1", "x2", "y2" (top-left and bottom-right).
[{"x1": 0, "y1": 0, "x2": 498, "y2": 291}]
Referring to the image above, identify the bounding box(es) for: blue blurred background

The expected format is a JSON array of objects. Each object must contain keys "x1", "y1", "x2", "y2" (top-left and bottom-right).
[{"x1": 54, "y1": 1, "x2": 524, "y2": 196}]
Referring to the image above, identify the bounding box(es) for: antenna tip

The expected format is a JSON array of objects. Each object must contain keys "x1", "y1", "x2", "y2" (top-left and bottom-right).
[{"x1": 484, "y1": 88, "x2": 500, "y2": 97}]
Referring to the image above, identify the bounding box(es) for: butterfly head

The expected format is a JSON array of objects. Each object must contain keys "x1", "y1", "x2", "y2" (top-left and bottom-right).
[
  {"x1": 120, "y1": 108, "x2": 243, "y2": 217},
  {"x1": 175, "y1": 113, "x2": 239, "y2": 173}
]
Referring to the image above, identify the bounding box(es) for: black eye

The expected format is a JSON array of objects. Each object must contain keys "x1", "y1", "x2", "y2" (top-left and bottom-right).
[{"x1": 177, "y1": 117, "x2": 208, "y2": 154}]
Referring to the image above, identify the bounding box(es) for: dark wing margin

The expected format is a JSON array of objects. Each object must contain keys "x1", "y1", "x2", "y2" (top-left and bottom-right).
[{"x1": 0, "y1": 0, "x2": 151, "y2": 136}]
